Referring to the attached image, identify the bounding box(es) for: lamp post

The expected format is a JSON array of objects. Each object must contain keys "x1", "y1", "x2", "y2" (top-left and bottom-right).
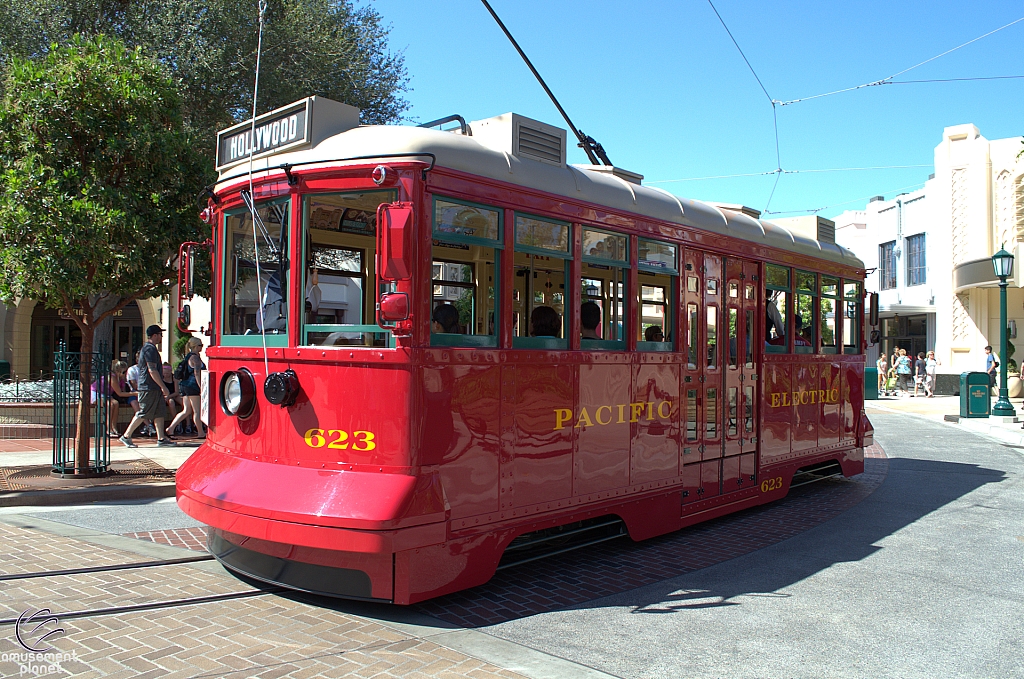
[{"x1": 992, "y1": 247, "x2": 1015, "y2": 417}]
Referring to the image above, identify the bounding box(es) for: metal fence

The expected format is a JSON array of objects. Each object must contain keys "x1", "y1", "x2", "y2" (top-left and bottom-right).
[
  {"x1": 52, "y1": 343, "x2": 110, "y2": 476},
  {"x1": 0, "y1": 379, "x2": 54, "y2": 403}
]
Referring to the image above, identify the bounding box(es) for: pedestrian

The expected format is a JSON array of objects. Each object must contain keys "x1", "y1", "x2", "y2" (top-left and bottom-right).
[
  {"x1": 896, "y1": 349, "x2": 912, "y2": 396},
  {"x1": 925, "y1": 350, "x2": 938, "y2": 397},
  {"x1": 913, "y1": 352, "x2": 927, "y2": 397},
  {"x1": 985, "y1": 345, "x2": 998, "y2": 392},
  {"x1": 876, "y1": 354, "x2": 889, "y2": 395},
  {"x1": 119, "y1": 326, "x2": 174, "y2": 448},
  {"x1": 168, "y1": 337, "x2": 207, "y2": 439}
]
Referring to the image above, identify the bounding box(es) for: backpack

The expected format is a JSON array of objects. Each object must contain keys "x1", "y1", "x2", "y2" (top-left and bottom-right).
[{"x1": 173, "y1": 355, "x2": 190, "y2": 381}]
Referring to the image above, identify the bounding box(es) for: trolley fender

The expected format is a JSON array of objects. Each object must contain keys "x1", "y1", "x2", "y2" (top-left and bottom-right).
[
  {"x1": 858, "y1": 411, "x2": 874, "y2": 448},
  {"x1": 177, "y1": 444, "x2": 448, "y2": 531}
]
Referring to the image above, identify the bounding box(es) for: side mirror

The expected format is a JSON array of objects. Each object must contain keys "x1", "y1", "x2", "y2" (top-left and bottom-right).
[
  {"x1": 177, "y1": 304, "x2": 191, "y2": 333},
  {"x1": 378, "y1": 292, "x2": 410, "y2": 322},
  {"x1": 868, "y1": 293, "x2": 879, "y2": 326}
]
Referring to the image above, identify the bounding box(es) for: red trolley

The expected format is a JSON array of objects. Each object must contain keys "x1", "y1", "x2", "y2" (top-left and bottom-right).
[{"x1": 176, "y1": 97, "x2": 873, "y2": 604}]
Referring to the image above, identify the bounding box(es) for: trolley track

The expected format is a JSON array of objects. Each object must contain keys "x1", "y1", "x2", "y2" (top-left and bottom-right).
[
  {"x1": 0, "y1": 588, "x2": 281, "y2": 625},
  {"x1": 0, "y1": 555, "x2": 215, "y2": 582}
]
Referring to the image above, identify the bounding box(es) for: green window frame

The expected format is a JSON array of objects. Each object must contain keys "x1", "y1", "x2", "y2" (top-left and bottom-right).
[
  {"x1": 843, "y1": 280, "x2": 863, "y2": 355},
  {"x1": 764, "y1": 264, "x2": 790, "y2": 354},
  {"x1": 581, "y1": 227, "x2": 628, "y2": 350},
  {"x1": 820, "y1": 275, "x2": 840, "y2": 355},
  {"x1": 221, "y1": 196, "x2": 291, "y2": 348},
  {"x1": 431, "y1": 196, "x2": 503, "y2": 348},
  {"x1": 300, "y1": 190, "x2": 398, "y2": 349},
  {"x1": 794, "y1": 270, "x2": 817, "y2": 354},
  {"x1": 512, "y1": 215, "x2": 569, "y2": 350}
]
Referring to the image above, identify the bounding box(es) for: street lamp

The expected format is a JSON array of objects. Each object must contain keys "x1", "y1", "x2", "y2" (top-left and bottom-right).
[{"x1": 992, "y1": 247, "x2": 1014, "y2": 417}]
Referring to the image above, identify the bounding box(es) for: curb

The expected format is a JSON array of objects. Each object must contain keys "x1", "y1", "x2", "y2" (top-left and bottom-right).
[{"x1": 0, "y1": 481, "x2": 176, "y2": 507}]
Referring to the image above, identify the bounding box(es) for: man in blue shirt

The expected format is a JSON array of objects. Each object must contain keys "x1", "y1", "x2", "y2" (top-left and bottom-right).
[{"x1": 985, "y1": 345, "x2": 998, "y2": 390}]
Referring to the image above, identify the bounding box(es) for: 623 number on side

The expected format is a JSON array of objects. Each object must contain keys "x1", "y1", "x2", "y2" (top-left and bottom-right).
[
  {"x1": 304, "y1": 428, "x2": 376, "y2": 451},
  {"x1": 760, "y1": 476, "x2": 784, "y2": 493}
]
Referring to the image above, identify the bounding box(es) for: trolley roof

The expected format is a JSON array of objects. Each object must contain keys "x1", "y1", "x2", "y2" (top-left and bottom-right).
[{"x1": 217, "y1": 109, "x2": 863, "y2": 271}]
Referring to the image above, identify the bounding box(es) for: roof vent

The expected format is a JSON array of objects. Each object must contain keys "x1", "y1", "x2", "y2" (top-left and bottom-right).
[
  {"x1": 771, "y1": 215, "x2": 836, "y2": 244},
  {"x1": 470, "y1": 113, "x2": 566, "y2": 166},
  {"x1": 708, "y1": 203, "x2": 761, "y2": 220},
  {"x1": 574, "y1": 164, "x2": 644, "y2": 185}
]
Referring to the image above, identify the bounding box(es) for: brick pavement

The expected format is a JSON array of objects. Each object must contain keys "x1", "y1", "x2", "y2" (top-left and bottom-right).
[
  {"x1": 124, "y1": 527, "x2": 208, "y2": 553},
  {"x1": 414, "y1": 445, "x2": 888, "y2": 627},
  {"x1": 0, "y1": 522, "x2": 530, "y2": 679}
]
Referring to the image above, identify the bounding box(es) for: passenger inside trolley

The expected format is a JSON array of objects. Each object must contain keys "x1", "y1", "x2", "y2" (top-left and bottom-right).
[
  {"x1": 529, "y1": 305, "x2": 561, "y2": 337},
  {"x1": 431, "y1": 304, "x2": 461, "y2": 334},
  {"x1": 644, "y1": 325, "x2": 664, "y2": 342}
]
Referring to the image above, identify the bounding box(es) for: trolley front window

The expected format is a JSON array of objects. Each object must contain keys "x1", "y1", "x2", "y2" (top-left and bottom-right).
[
  {"x1": 820, "y1": 275, "x2": 839, "y2": 354},
  {"x1": 301, "y1": 190, "x2": 396, "y2": 347},
  {"x1": 794, "y1": 270, "x2": 817, "y2": 354},
  {"x1": 223, "y1": 198, "x2": 290, "y2": 345},
  {"x1": 843, "y1": 281, "x2": 863, "y2": 354}
]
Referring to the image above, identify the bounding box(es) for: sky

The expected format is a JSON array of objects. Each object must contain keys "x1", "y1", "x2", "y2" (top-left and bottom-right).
[{"x1": 371, "y1": 0, "x2": 1024, "y2": 219}]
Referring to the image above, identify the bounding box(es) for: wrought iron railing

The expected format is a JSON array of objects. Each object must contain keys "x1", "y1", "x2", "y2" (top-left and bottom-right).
[
  {"x1": 0, "y1": 379, "x2": 54, "y2": 403},
  {"x1": 52, "y1": 343, "x2": 110, "y2": 475}
]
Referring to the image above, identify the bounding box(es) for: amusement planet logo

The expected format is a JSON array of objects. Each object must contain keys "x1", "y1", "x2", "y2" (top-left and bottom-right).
[{"x1": 3, "y1": 608, "x2": 77, "y2": 676}]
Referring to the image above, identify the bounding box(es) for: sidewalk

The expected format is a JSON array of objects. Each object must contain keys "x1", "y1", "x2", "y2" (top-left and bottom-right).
[
  {"x1": 867, "y1": 392, "x2": 1024, "y2": 446},
  {"x1": 0, "y1": 435, "x2": 199, "y2": 506}
]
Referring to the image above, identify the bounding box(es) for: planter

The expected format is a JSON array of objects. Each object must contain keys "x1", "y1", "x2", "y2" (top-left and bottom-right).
[{"x1": 1009, "y1": 376, "x2": 1023, "y2": 399}]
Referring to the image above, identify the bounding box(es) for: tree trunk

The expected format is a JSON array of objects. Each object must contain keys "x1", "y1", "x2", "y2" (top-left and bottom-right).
[{"x1": 75, "y1": 328, "x2": 95, "y2": 474}]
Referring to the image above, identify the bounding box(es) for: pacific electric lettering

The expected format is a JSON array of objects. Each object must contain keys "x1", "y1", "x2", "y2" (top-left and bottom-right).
[
  {"x1": 769, "y1": 389, "x2": 840, "y2": 408},
  {"x1": 226, "y1": 114, "x2": 300, "y2": 163},
  {"x1": 554, "y1": 401, "x2": 673, "y2": 431}
]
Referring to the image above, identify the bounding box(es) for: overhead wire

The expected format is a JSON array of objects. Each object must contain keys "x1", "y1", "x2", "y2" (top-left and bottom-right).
[
  {"x1": 705, "y1": 0, "x2": 782, "y2": 212},
  {"x1": 647, "y1": 164, "x2": 933, "y2": 185},
  {"x1": 775, "y1": 15, "x2": 1024, "y2": 106},
  {"x1": 763, "y1": 180, "x2": 928, "y2": 216},
  {"x1": 247, "y1": 0, "x2": 271, "y2": 378}
]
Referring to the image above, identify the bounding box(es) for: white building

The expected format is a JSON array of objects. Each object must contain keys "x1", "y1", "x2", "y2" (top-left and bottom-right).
[{"x1": 835, "y1": 124, "x2": 1024, "y2": 391}]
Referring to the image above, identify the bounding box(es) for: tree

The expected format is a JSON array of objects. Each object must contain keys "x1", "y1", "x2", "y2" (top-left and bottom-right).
[
  {"x1": 0, "y1": 35, "x2": 208, "y2": 471},
  {"x1": 0, "y1": 0, "x2": 410, "y2": 145}
]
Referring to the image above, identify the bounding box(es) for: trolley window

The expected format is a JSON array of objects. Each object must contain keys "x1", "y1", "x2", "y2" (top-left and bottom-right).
[
  {"x1": 764, "y1": 264, "x2": 790, "y2": 354},
  {"x1": 432, "y1": 197, "x2": 502, "y2": 347},
  {"x1": 843, "y1": 280, "x2": 863, "y2": 354},
  {"x1": 513, "y1": 213, "x2": 569, "y2": 349},
  {"x1": 222, "y1": 197, "x2": 290, "y2": 346},
  {"x1": 638, "y1": 239, "x2": 677, "y2": 351},
  {"x1": 582, "y1": 227, "x2": 628, "y2": 350},
  {"x1": 301, "y1": 191, "x2": 396, "y2": 347},
  {"x1": 820, "y1": 275, "x2": 839, "y2": 354},
  {"x1": 794, "y1": 270, "x2": 817, "y2": 354}
]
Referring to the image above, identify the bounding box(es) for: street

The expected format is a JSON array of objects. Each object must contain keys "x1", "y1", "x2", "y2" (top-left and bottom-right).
[{"x1": 0, "y1": 410, "x2": 1021, "y2": 678}]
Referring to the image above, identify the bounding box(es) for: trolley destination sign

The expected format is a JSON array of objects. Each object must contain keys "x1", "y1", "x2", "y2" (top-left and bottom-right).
[{"x1": 216, "y1": 99, "x2": 310, "y2": 171}]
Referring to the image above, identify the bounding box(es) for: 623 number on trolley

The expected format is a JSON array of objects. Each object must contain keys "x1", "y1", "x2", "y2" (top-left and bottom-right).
[{"x1": 304, "y1": 429, "x2": 376, "y2": 451}]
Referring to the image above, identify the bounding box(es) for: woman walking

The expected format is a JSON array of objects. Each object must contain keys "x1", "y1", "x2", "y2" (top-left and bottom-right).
[{"x1": 167, "y1": 337, "x2": 207, "y2": 439}]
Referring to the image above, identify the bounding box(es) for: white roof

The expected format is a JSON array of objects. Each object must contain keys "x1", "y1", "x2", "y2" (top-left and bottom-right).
[{"x1": 217, "y1": 124, "x2": 864, "y2": 270}]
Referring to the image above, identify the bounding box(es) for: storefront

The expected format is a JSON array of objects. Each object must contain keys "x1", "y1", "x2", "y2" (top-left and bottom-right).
[{"x1": 28, "y1": 302, "x2": 143, "y2": 378}]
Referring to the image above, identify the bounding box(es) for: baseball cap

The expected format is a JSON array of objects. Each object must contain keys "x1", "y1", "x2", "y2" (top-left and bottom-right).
[{"x1": 145, "y1": 325, "x2": 164, "y2": 337}]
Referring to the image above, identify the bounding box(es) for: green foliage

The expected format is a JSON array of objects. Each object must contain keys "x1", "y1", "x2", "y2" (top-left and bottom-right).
[
  {"x1": 172, "y1": 333, "x2": 193, "y2": 360},
  {"x1": 0, "y1": 34, "x2": 208, "y2": 329},
  {"x1": 0, "y1": 0, "x2": 410, "y2": 144}
]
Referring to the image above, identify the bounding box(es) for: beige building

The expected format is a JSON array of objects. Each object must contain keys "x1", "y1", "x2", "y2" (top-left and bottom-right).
[
  {"x1": 0, "y1": 294, "x2": 210, "y2": 379},
  {"x1": 835, "y1": 124, "x2": 1024, "y2": 388}
]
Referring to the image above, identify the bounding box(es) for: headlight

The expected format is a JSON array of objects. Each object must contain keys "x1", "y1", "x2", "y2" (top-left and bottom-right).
[{"x1": 220, "y1": 369, "x2": 256, "y2": 419}]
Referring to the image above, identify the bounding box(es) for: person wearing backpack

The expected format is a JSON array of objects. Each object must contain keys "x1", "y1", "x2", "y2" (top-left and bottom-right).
[{"x1": 167, "y1": 337, "x2": 207, "y2": 439}]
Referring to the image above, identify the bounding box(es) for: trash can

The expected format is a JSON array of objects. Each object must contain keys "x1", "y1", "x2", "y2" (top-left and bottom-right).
[
  {"x1": 960, "y1": 372, "x2": 991, "y2": 418},
  {"x1": 865, "y1": 367, "x2": 878, "y2": 400}
]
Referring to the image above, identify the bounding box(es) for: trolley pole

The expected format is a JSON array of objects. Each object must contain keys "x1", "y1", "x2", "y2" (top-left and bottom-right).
[{"x1": 992, "y1": 248, "x2": 1015, "y2": 417}]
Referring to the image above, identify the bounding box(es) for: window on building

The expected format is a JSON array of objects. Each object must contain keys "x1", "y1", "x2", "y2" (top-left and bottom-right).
[
  {"x1": 879, "y1": 241, "x2": 896, "y2": 290},
  {"x1": 906, "y1": 234, "x2": 926, "y2": 286}
]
